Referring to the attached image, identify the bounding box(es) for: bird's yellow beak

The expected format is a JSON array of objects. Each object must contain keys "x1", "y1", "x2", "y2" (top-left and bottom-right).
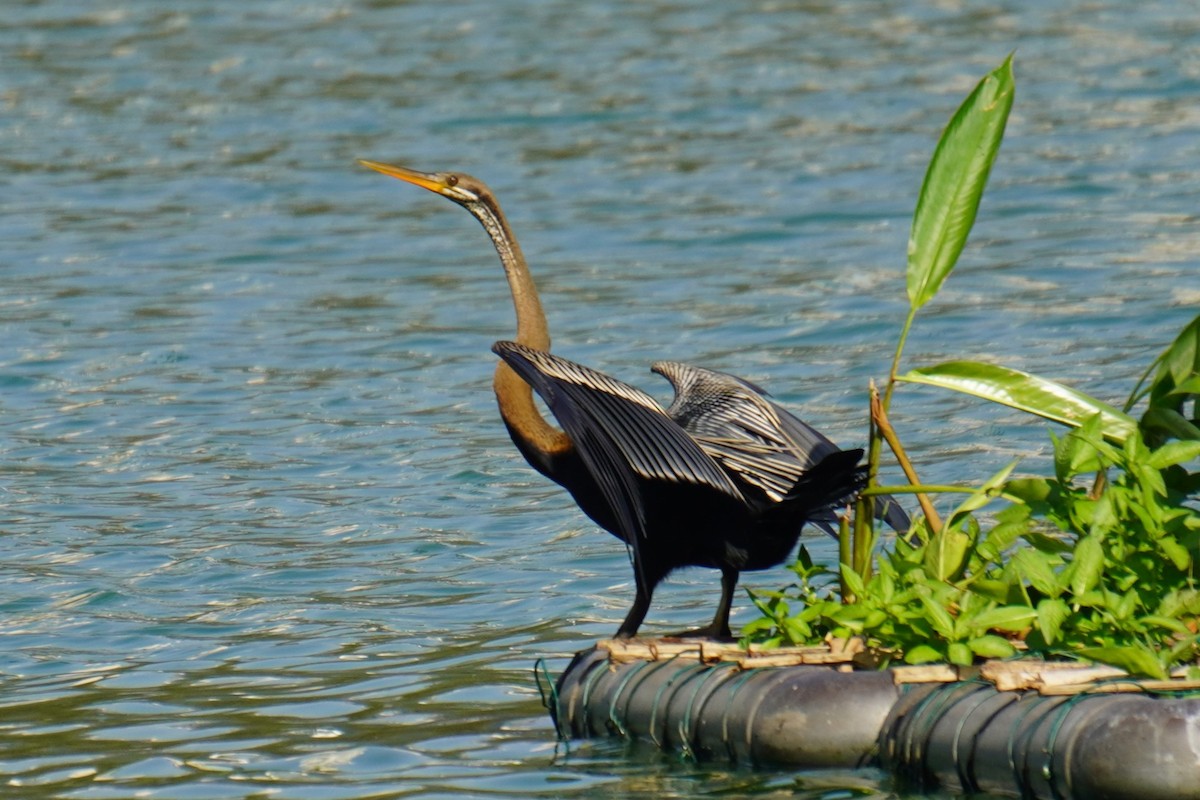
[{"x1": 358, "y1": 159, "x2": 448, "y2": 194}]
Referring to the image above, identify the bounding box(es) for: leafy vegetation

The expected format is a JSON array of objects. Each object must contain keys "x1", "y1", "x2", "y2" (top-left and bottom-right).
[{"x1": 744, "y1": 55, "x2": 1200, "y2": 678}]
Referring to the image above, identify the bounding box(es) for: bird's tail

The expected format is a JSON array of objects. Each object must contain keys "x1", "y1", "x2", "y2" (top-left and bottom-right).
[
  {"x1": 875, "y1": 494, "x2": 910, "y2": 534},
  {"x1": 765, "y1": 448, "x2": 866, "y2": 527}
]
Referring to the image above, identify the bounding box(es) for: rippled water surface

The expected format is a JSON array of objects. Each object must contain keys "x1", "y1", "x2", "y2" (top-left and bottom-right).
[{"x1": 2, "y1": 1, "x2": 1198, "y2": 797}]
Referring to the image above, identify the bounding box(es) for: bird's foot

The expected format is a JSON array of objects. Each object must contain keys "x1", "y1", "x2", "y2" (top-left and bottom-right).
[{"x1": 659, "y1": 624, "x2": 735, "y2": 643}]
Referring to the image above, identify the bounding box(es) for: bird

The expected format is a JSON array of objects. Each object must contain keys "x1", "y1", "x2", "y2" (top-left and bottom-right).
[{"x1": 359, "y1": 159, "x2": 908, "y2": 639}]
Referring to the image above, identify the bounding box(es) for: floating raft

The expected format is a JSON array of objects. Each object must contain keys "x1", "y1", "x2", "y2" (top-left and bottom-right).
[{"x1": 547, "y1": 640, "x2": 1200, "y2": 800}]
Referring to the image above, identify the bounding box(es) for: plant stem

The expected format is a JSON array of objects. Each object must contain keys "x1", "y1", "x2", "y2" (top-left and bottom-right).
[
  {"x1": 838, "y1": 513, "x2": 853, "y2": 602},
  {"x1": 853, "y1": 381, "x2": 881, "y2": 581},
  {"x1": 862, "y1": 484, "x2": 991, "y2": 495},
  {"x1": 871, "y1": 383, "x2": 943, "y2": 534},
  {"x1": 1124, "y1": 358, "x2": 1160, "y2": 413},
  {"x1": 883, "y1": 307, "x2": 918, "y2": 413}
]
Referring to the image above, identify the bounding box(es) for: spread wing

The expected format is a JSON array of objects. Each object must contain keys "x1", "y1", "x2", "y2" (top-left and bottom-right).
[
  {"x1": 492, "y1": 342, "x2": 746, "y2": 560},
  {"x1": 652, "y1": 361, "x2": 834, "y2": 501},
  {"x1": 653, "y1": 360, "x2": 909, "y2": 532}
]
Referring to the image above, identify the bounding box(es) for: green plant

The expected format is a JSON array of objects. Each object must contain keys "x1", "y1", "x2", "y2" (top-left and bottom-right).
[
  {"x1": 1005, "y1": 418, "x2": 1200, "y2": 677},
  {"x1": 748, "y1": 421, "x2": 1200, "y2": 677},
  {"x1": 747, "y1": 464, "x2": 1038, "y2": 667},
  {"x1": 747, "y1": 54, "x2": 1200, "y2": 678},
  {"x1": 850, "y1": 53, "x2": 1014, "y2": 580}
]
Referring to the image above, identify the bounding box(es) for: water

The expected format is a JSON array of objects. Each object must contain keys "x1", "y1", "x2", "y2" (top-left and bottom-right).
[{"x1": 1, "y1": 1, "x2": 1197, "y2": 797}]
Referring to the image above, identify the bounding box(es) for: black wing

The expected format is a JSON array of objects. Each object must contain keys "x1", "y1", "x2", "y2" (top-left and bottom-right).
[
  {"x1": 492, "y1": 342, "x2": 746, "y2": 561},
  {"x1": 653, "y1": 360, "x2": 909, "y2": 533},
  {"x1": 653, "y1": 360, "x2": 837, "y2": 501}
]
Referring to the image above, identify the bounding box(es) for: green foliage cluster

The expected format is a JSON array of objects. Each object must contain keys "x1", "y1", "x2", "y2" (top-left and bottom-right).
[
  {"x1": 747, "y1": 418, "x2": 1200, "y2": 678},
  {"x1": 744, "y1": 55, "x2": 1200, "y2": 678}
]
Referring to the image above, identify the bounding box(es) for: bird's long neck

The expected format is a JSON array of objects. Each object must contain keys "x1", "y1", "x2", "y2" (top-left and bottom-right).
[{"x1": 466, "y1": 196, "x2": 572, "y2": 465}]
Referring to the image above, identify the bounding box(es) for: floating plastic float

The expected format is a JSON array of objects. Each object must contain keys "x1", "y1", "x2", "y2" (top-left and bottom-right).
[{"x1": 544, "y1": 641, "x2": 1200, "y2": 800}]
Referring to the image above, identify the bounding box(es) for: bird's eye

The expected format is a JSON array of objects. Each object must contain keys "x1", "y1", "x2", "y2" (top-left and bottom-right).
[{"x1": 446, "y1": 175, "x2": 459, "y2": 187}]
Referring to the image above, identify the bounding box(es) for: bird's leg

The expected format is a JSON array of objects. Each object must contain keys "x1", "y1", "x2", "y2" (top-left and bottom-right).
[
  {"x1": 662, "y1": 567, "x2": 739, "y2": 641},
  {"x1": 614, "y1": 575, "x2": 653, "y2": 640},
  {"x1": 707, "y1": 567, "x2": 739, "y2": 639}
]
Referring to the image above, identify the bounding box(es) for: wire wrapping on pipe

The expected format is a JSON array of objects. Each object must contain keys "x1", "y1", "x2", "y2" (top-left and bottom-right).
[
  {"x1": 1038, "y1": 692, "x2": 1092, "y2": 800},
  {"x1": 718, "y1": 665, "x2": 765, "y2": 763},
  {"x1": 533, "y1": 657, "x2": 562, "y2": 739},
  {"x1": 606, "y1": 657, "x2": 658, "y2": 738},
  {"x1": 948, "y1": 685, "x2": 1018, "y2": 794},
  {"x1": 677, "y1": 662, "x2": 738, "y2": 760},
  {"x1": 900, "y1": 681, "x2": 979, "y2": 783},
  {"x1": 1003, "y1": 693, "x2": 1061, "y2": 793},
  {"x1": 645, "y1": 659, "x2": 710, "y2": 751},
  {"x1": 577, "y1": 649, "x2": 612, "y2": 737}
]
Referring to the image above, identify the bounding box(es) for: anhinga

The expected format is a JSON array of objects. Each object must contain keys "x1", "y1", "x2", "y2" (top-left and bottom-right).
[{"x1": 360, "y1": 160, "x2": 907, "y2": 639}]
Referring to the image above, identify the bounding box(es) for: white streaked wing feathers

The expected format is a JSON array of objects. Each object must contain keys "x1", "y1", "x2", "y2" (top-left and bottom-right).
[
  {"x1": 653, "y1": 360, "x2": 839, "y2": 502},
  {"x1": 494, "y1": 342, "x2": 744, "y2": 501}
]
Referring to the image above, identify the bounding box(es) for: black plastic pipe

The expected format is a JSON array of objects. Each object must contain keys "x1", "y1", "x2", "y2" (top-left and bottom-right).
[{"x1": 550, "y1": 646, "x2": 1200, "y2": 799}]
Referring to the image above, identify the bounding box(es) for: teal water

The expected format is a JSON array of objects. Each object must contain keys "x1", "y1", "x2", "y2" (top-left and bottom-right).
[{"x1": 2, "y1": 1, "x2": 1197, "y2": 797}]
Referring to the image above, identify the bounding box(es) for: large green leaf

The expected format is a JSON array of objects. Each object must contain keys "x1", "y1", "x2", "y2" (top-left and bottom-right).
[
  {"x1": 901, "y1": 360, "x2": 1138, "y2": 442},
  {"x1": 907, "y1": 55, "x2": 1015, "y2": 310}
]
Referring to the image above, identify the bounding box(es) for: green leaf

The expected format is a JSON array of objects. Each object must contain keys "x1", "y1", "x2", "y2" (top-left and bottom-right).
[
  {"x1": 1076, "y1": 645, "x2": 1168, "y2": 680},
  {"x1": 782, "y1": 617, "x2": 812, "y2": 644},
  {"x1": 740, "y1": 617, "x2": 775, "y2": 636},
  {"x1": 1073, "y1": 589, "x2": 1105, "y2": 608},
  {"x1": 1160, "y1": 588, "x2": 1200, "y2": 618},
  {"x1": 919, "y1": 593, "x2": 957, "y2": 639},
  {"x1": 972, "y1": 577, "x2": 1016, "y2": 603},
  {"x1": 947, "y1": 642, "x2": 974, "y2": 666},
  {"x1": 904, "y1": 644, "x2": 946, "y2": 664},
  {"x1": 1168, "y1": 374, "x2": 1200, "y2": 397},
  {"x1": 1023, "y1": 529, "x2": 1074, "y2": 554},
  {"x1": 840, "y1": 563, "x2": 866, "y2": 599},
  {"x1": 907, "y1": 55, "x2": 1014, "y2": 310},
  {"x1": 1036, "y1": 597, "x2": 1071, "y2": 645},
  {"x1": 1113, "y1": 587, "x2": 1139, "y2": 621},
  {"x1": 925, "y1": 525, "x2": 972, "y2": 581},
  {"x1": 1069, "y1": 534, "x2": 1105, "y2": 597},
  {"x1": 797, "y1": 544, "x2": 815, "y2": 571},
  {"x1": 980, "y1": 519, "x2": 1029, "y2": 560},
  {"x1": 1139, "y1": 615, "x2": 1193, "y2": 635},
  {"x1": 1058, "y1": 415, "x2": 1116, "y2": 479},
  {"x1": 901, "y1": 361, "x2": 1138, "y2": 443},
  {"x1": 970, "y1": 605, "x2": 1038, "y2": 633},
  {"x1": 864, "y1": 609, "x2": 890, "y2": 629},
  {"x1": 1165, "y1": 633, "x2": 1200, "y2": 666},
  {"x1": 1004, "y1": 477, "x2": 1053, "y2": 504},
  {"x1": 950, "y1": 461, "x2": 1020, "y2": 519},
  {"x1": 827, "y1": 606, "x2": 866, "y2": 633},
  {"x1": 1012, "y1": 548, "x2": 1062, "y2": 597},
  {"x1": 1149, "y1": 313, "x2": 1200, "y2": 406},
  {"x1": 1147, "y1": 440, "x2": 1200, "y2": 470},
  {"x1": 1158, "y1": 536, "x2": 1192, "y2": 572},
  {"x1": 968, "y1": 635, "x2": 1018, "y2": 659},
  {"x1": 1142, "y1": 407, "x2": 1200, "y2": 444}
]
